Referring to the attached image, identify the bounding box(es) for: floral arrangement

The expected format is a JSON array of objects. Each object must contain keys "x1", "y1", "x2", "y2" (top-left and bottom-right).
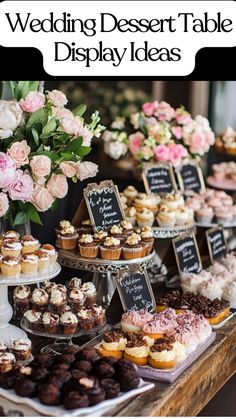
[
  {"x1": 0, "y1": 81, "x2": 105, "y2": 226},
  {"x1": 103, "y1": 100, "x2": 215, "y2": 166}
]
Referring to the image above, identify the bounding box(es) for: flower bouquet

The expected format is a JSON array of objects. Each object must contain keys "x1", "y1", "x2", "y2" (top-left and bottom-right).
[
  {"x1": 103, "y1": 100, "x2": 215, "y2": 167},
  {"x1": 0, "y1": 81, "x2": 105, "y2": 227}
]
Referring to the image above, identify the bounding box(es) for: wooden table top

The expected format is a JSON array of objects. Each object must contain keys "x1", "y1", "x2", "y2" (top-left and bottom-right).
[{"x1": 108, "y1": 316, "x2": 236, "y2": 417}]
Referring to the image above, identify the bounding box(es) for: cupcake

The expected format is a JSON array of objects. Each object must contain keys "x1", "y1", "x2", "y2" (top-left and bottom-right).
[
  {"x1": 23, "y1": 310, "x2": 42, "y2": 331},
  {"x1": 123, "y1": 233, "x2": 143, "y2": 260},
  {"x1": 196, "y1": 206, "x2": 214, "y2": 224},
  {"x1": 13, "y1": 285, "x2": 31, "y2": 314},
  {"x1": 123, "y1": 185, "x2": 138, "y2": 203},
  {"x1": 1, "y1": 256, "x2": 21, "y2": 278},
  {"x1": 42, "y1": 312, "x2": 60, "y2": 334},
  {"x1": 161, "y1": 193, "x2": 184, "y2": 210},
  {"x1": 156, "y1": 206, "x2": 176, "y2": 228},
  {"x1": 136, "y1": 208, "x2": 154, "y2": 228},
  {"x1": 199, "y1": 279, "x2": 223, "y2": 301},
  {"x1": 0, "y1": 342, "x2": 8, "y2": 354},
  {"x1": 124, "y1": 206, "x2": 137, "y2": 226},
  {"x1": 121, "y1": 309, "x2": 153, "y2": 333},
  {"x1": 77, "y1": 219, "x2": 94, "y2": 236},
  {"x1": 40, "y1": 244, "x2": 58, "y2": 265},
  {"x1": 77, "y1": 308, "x2": 95, "y2": 330},
  {"x1": 93, "y1": 230, "x2": 108, "y2": 244},
  {"x1": 222, "y1": 281, "x2": 236, "y2": 306},
  {"x1": 124, "y1": 335, "x2": 149, "y2": 366},
  {"x1": 149, "y1": 337, "x2": 176, "y2": 369},
  {"x1": 100, "y1": 236, "x2": 122, "y2": 260},
  {"x1": 60, "y1": 311, "x2": 78, "y2": 335},
  {"x1": 58, "y1": 221, "x2": 78, "y2": 250},
  {"x1": 176, "y1": 207, "x2": 190, "y2": 226},
  {"x1": 0, "y1": 353, "x2": 16, "y2": 373},
  {"x1": 119, "y1": 192, "x2": 128, "y2": 206},
  {"x1": 79, "y1": 234, "x2": 99, "y2": 259},
  {"x1": 214, "y1": 207, "x2": 233, "y2": 226},
  {"x1": 31, "y1": 288, "x2": 49, "y2": 311},
  {"x1": 10, "y1": 339, "x2": 32, "y2": 361},
  {"x1": 67, "y1": 277, "x2": 82, "y2": 290},
  {"x1": 169, "y1": 325, "x2": 198, "y2": 355},
  {"x1": 80, "y1": 282, "x2": 97, "y2": 307},
  {"x1": 36, "y1": 250, "x2": 50, "y2": 272},
  {"x1": 109, "y1": 225, "x2": 124, "y2": 241},
  {"x1": 91, "y1": 304, "x2": 106, "y2": 326},
  {"x1": 1, "y1": 239, "x2": 22, "y2": 258},
  {"x1": 68, "y1": 288, "x2": 86, "y2": 311},
  {"x1": 50, "y1": 288, "x2": 67, "y2": 314},
  {"x1": 2, "y1": 230, "x2": 20, "y2": 240},
  {"x1": 21, "y1": 253, "x2": 39, "y2": 275},
  {"x1": 120, "y1": 220, "x2": 133, "y2": 236},
  {"x1": 21, "y1": 235, "x2": 39, "y2": 254},
  {"x1": 99, "y1": 329, "x2": 127, "y2": 359},
  {"x1": 140, "y1": 227, "x2": 154, "y2": 255},
  {"x1": 42, "y1": 280, "x2": 57, "y2": 295}
]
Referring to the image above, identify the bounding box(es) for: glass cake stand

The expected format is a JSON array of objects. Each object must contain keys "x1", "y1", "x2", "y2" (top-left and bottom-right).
[
  {"x1": 0, "y1": 263, "x2": 61, "y2": 344},
  {"x1": 58, "y1": 251, "x2": 155, "y2": 307},
  {"x1": 21, "y1": 317, "x2": 107, "y2": 355}
]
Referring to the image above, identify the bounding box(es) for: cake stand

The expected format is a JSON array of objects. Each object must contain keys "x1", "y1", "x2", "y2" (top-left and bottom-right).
[
  {"x1": 58, "y1": 251, "x2": 155, "y2": 307},
  {"x1": 0, "y1": 263, "x2": 61, "y2": 344},
  {"x1": 152, "y1": 223, "x2": 196, "y2": 239},
  {"x1": 206, "y1": 176, "x2": 236, "y2": 192},
  {"x1": 21, "y1": 317, "x2": 107, "y2": 355}
]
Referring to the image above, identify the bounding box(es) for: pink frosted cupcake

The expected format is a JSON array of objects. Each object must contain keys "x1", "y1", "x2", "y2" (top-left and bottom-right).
[
  {"x1": 212, "y1": 164, "x2": 225, "y2": 181},
  {"x1": 168, "y1": 325, "x2": 198, "y2": 354},
  {"x1": 196, "y1": 206, "x2": 214, "y2": 224},
  {"x1": 214, "y1": 206, "x2": 233, "y2": 226},
  {"x1": 121, "y1": 309, "x2": 153, "y2": 333},
  {"x1": 142, "y1": 315, "x2": 176, "y2": 340}
]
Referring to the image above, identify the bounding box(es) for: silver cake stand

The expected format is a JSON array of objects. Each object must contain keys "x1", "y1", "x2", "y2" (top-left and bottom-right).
[
  {"x1": 0, "y1": 263, "x2": 61, "y2": 344},
  {"x1": 58, "y1": 250, "x2": 155, "y2": 307},
  {"x1": 152, "y1": 223, "x2": 196, "y2": 239}
]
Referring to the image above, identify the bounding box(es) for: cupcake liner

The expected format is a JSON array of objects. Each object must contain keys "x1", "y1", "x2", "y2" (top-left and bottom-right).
[
  {"x1": 59, "y1": 235, "x2": 78, "y2": 250},
  {"x1": 79, "y1": 244, "x2": 99, "y2": 258},
  {"x1": 216, "y1": 216, "x2": 233, "y2": 226},
  {"x1": 196, "y1": 215, "x2": 214, "y2": 224},
  {"x1": 123, "y1": 246, "x2": 143, "y2": 260},
  {"x1": 137, "y1": 219, "x2": 154, "y2": 228},
  {"x1": 100, "y1": 246, "x2": 122, "y2": 260},
  {"x1": 156, "y1": 218, "x2": 176, "y2": 228}
]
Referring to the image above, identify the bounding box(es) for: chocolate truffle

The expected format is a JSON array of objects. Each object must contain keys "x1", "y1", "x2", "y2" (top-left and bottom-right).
[
  {"x1": 56, "y1": 354, "x2": 75, "y2": 365},
  {"x1": 32, "y1": 354, "x2": 54, "y2": 369},
  {"x1": 30, "y1": 367, "x2": 49, "y2": 383},
  {"x1": 14, "y1": 378, "x2": 38, "y2": 398},
  {"x1": 48, "y1": 372, "x2": 71, "y2": 389},
  {"x1": 73, "y1": 360, "x2": 92, "y2": 373},
  {"x1": 100, "y1": 378, "x2": 120, "y2": 399},
  {"x1": 63, "y1": 391, "x2": 89, "y2": 409},
  {"x1": 38, "y1": 384, "x2": 61, "y2": 406},
  {"x1": 116, "y1": 371, "x2": 140, "y2": 392},
  {"x1": 88, "y1": 386, "x2": 106, "y2": 406},
  {"x1": 93, "y1": 362, "x2": 115, "y2": 379},
  {"x1": 76, "y1": 348, "x2": 100, "y2": 364}
]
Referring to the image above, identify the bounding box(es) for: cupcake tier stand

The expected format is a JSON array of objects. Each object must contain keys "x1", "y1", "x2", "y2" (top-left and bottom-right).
[
  {"x1": 206, "y1": 176, "x2": 236, "y2": 192},
  {"x1": 58, "y1": 250, "x2": 155, "y2": 308},
  {"x1": 152, "y1": 223, "x2": 196, "y2": 239},
  {"x1": 0, "y1": 263, "x2": 61, "y2": 344}
]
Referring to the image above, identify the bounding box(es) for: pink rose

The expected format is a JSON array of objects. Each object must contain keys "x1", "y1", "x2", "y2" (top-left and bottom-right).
[
  {"x1": 20, "y1": 92, "x2": 45, "y2": 113},
  {"x1": 155, "y1": 101, "x2": 176, "y2": 121},
  {"x1": 80, "y1": 126, "x2": 93, "y2": 147},
  {"x1": 47, "y1": 174, "x2": 68, "y2": 199},
  {"x1": 172, "y1": 126, "x2": 183, "y2": 140},
  {"x1": 0, "y1": 192, "x2": 9, "y2": 217},
  {"x1": 168, "y1": 144, "x2": 188, "y2": 164},
  {"x1": 154, "y1": 145, "x2": 170, "y2": 162},
  {"x1": 142, "y1": 101, "x2": 159, "y2": 116},
  {"x1": 188, "y1": 132, "x2": 207, "y2": 155},
  {"x1": 0, "y1": 152, "x2": 16, "y2": 189},
  {"x1": 175, "y1": 108, "x2": 192, "y2": 125},
  {"x1": 59, "y1": 161, "x2": 77, "y2": 178},
  {"x1": 31, "y1": 185, "x2": 55, "y2": 212},
  {"x1": 60, "y1": 116, "x2": 83, "y2": 135},
  {"x1": 47, "y1": 90, "x2": 68, "y2": 108},
  {"x1": 52, "y1": 107, "x2": 73, "y2": 121},
  {"x1": 206, "y1": 131, "x2": 215, "y2": 145},
  {"x1": 76, "y1": 161, "x2": 98, "y2": 181},
  {"x1": 128, "y1": 132, "x2": 144, "y2": 156},
  {"x1": 7, "y1": 140, "x2": 31, "y2": 166},
  {"x1": 5, "y1": 170, "x2": 33, "y2": 202},
  {"x1": 30, "y1": 155, "x2": 51, "y2": 178}
]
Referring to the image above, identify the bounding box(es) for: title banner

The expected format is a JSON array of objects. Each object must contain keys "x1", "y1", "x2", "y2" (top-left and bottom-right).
[{"x1": 0, "y1": 1, "x2": 235, "y2": 76}]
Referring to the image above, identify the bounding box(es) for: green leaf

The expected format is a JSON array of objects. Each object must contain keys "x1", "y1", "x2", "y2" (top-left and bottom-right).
[
  {"x1": 39, "y1": 150, "x2": 60, "y2": 161},
  {"x1": 5, "y1": 81, "x2": 16, "y2": 98},
  {"x1": 68, "y1": 137, "x2": 83, "y2": 153},
  {"x1": 40, "y1": 117, "x2": 57, "y2": 138},
  {"x1": 26, "y1": 109, "x2": 47, "y2": 131},
  {"x1": 73, "y1": 104, "x2": 87, "y2": 117},
  {"x1": 28, "y1": 205, "x2": 43, "y2": 225},
  {"x1": 14, "y1": 211, "x2": 28, "y2": 226},
  {"x1": 15, "y1": 81, "x2": 30, "y2": 100},
  {"x1": 29, "y1": 81, "x2": 39, "y2": 92},
  {"x1": 31, "y1": 128, "x2": 39, "y2": 146},
  {"x1": 51, "y1": 199, "x2": 59, "y2": 213},
  {"x1": 75, "y1": 146, "x2": 91, "y2": 158},
  {"x1": 60, "y1": 152, "x2": 76, "y2": 161}
]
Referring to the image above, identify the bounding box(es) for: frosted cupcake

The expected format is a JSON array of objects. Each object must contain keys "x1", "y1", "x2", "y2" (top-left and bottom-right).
[
  {"x1": 100, "y1": 236, "x2": 122, "y2": 260},
  {"x1": 93, "y1": 230, "x2": 108, "y2": 244},
  {"x1": 23, "y1": 310, "x2": 42, "y2": 331},
  {"x1": 181, "y1": 273, "x2": 203, "y2": 295},
  {"x1": 124, "y1": 206, "x2": 137, "y2": 226},
  {"x1": 214, "y1": 207, "x2": 233, "y2": 226},
  {"x1": 50, "y1": 288, "x2": 67, "y2": 314},
  {"x1": 123, "y1": 185, "x2": 138, "y2": 202},
  {"x1": 68, "y1": 288, "x2": 86, "y2": 311},
  {"x1": 169, "y1": 325, "x2": 198, "y2": 355},
  {"x1": 161, "y1": 193, "x2": 184, "y2": 210},
  {"x1": 0, "y1": 353, "x2": 16, "y2": 373},
  {"x1": 196, "y1": 206, "x2": 214, "y2": 224},
  {"x1": 109, "y1": 224, "x2": 124, "y2": 241},
  {"x1": 21, "y1": 235, "x2": 39, "y2": 254},
  {"x1": 156, "y1": 206, "x2": 176, "y2": 228},
  {"x1": 10, "y1": 339, "x2": 32, "y2": 361},
  {"x1": 80, "y1": 282, "x2": 97, "y2": 307},
  {"x1": 42, "y1": 312, "x2": 59, "y2": 334},
  {"x1": 67, "y1": 277, "x2": 82, "y2": 290},
  {"x1": 40, "y1": 244, "x2": 58, "y2": 265},
  {"x1": 58, "y1": 221, "x2": 78, "y2": 250},
  {"x1": 123, "y1": 233, "x2": 143, "y2": 260},
  {"x1": 199, "y1": 278, "x2": 223, "y2": 300},
  {"x1": 176, "y1": 207, "x2": 190, "y2": 226},
  {"x1": 36, "y1": 250, "x2": 50, "y2": 272},
  {"x1": 79, "y1": 234, "x2": 99, "y2": 258},
  {"x1": 21, "y1": 253, "x2": 39, "y2": 275},
  {"x1": 222, "y1": 281, "x2": 236, "y2": 306},
  {"x1": 140, "y1": 226, "x2": 154, "y2": 254},
  {"x1": 1, "y1": 256, "x2": 21, "y2": 278},
  {"x1": 31, "y1": 288, "x2": 49, "y2": 311},
  {"x1": 60, "y1": 311, "x2": 78, "y2": 335},
  {"x1": 13, "y1": 285, "x2": 31, "y2": 314},
  {"x1": 124, "y1": 335, "x2": 149, "y2": 366},
  {"x1": 99, "y1": 329, "x2": 127, "y2": 359},
  {"x1": 120, "y1": 220, "x2": 133, "y2": 236},
  {"x1": 2, "y1": 230, "x2": 20, "y2": 240},
  {"x1": 121, "y1": 309, "x2": 153, "y2": 333},
  {"x1": 136, "y1": 208, "x2": 154, "y2": 228},
  {"x1": 1, "y1": 239, "x2": 22, "y2": 258},
  {"x1": 149, "y1": 337, "x2": 176, "y2": 369}
]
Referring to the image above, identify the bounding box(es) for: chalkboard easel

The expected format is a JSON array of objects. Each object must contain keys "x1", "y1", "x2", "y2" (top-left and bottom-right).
[
  {"x1": 172, "y1": 232, "x2": 202, "y2": 277},
  {"x1": 206, "y1": 226, "x2": 227, "y2": 264},
  {"x1": 142, "y1": 163, "x2": 177, "y2": 195},
  {"x1": 176, "y1": 161, "x2": 205, "y2": 194}
]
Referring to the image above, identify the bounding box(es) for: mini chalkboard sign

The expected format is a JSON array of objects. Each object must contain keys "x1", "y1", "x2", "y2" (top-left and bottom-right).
[
  {"x1": 206, "y1": 226, "x2": 227, "y2": 263},
  {"x1": 173, "y1": 232, "x2": 202, "y2": 276},
  {"x1": 115, "y1": 266, "x2": 156, "y2": 313},
  {"x1": 142, "y1": 163, "x2": 176, "y2": 195},
  {"x1": 83, "y1": 180, "x2": 125, "y2": 230},
  {"x1": 176, "y1": 161, "x2": 205, "y2": 193}
]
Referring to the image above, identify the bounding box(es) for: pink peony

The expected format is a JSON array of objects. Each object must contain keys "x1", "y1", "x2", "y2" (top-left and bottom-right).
[
  {"x1": 52, "y1": 107, "x2": 73, "y2": 121},
  {"x1": 76, "y1": 161, "x2": 98, "y2": 181},
  {"x1": 0, "y1": 100, "x2": 23, "y2": 139},
  {"x1": 60, "y1": 116, "x2": 83, "y2": 136},
  {"x1": 168, "y1": 144, "x2": 188, "y2": 164},
  {"x1": 7, "y1": 140, "x2": 31, "y2": 166},
  {"x1": 47, "y1": 174, "x2": 68, "y2": 199},
  {"x1": 30, "y1": 155, "x2": 51, "y2": 178},
  {"x1": 20, "y1": 92, "x2": 45, "y2": 113},
  {"x1": 155, "y1": 101, "x2": 176, "y2": 121},
  {"x1": 0, "y1": 192, "x2": 9, "y2": 217},
  {"x1": 128, "y1": 132, "x2": 144, "y2": 156},
  {"x1": 172, "y1": 126, "x2": 183, "y2": 140},
  {"x1": 154, "y1": 145, "x2": 170, "y2": 162},
  {"x1": 47, "y1": 90, "x2": 68, "y2": 107},
  {"x1": 142, "y1": 101, "x2": 159, "y2": 116},
  {"x1": 5, "y1": 169, "x2": 33, "y2": 202},
  {"x1": 31, "y1": 185, "x2": 55, "y2": 212},
  {"x1": 0, "y1": 152, "x2": 16, "y2": 189},
  {"x1": 188, "y1": 132, "x2": 208, "y2": 155},
  {"x1": 59, "y1": 161, "x2": 77, "y2": 178},
  {"x1": 175, "y1": 108, "x2": 192, "y2": 125}
]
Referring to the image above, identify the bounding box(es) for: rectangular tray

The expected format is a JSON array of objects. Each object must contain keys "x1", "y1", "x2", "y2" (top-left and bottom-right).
[
  {"x1": 0, "y1": 379, "x2": 154, "y2": 417},
  {"x1": 212, "y1": 311, "x2": 235, "y2": 330},
  {"x1": 137, "y1": 332, "x2": 216, "y2": 383}
]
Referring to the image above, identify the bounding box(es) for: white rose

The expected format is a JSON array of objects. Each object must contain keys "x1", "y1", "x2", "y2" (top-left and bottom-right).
[
  {"x1": 104, "y1": 141, "x2": 127, "y2": 160},
  {"x1": 0, "y1": 100, "x2": 23, "y2": 139}
]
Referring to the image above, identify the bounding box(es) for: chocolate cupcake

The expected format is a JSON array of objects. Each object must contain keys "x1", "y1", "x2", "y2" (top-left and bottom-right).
[
  {"x1": 58, "y1": 221, "x2": 78, "y2": 250},
  {"x1": 77, "y1": 219, "x2": 94, "y2": 236},
  {"x1": 50, "y1": 288, "x2": 67, "y2": 315},
  {"x1": 42, "y1": 312, "x2": 59, "y2": 334},
  {"x1": 109, "y1": 224, "x2": 124, "y2": 242},
  {"x1": 23, "y1": 310, "x2": 42, "y2": 331},
  {"x1": 91, "y1": 304, "x2": 105, "y2": 326},
  {"x1": 93, "y1": 230, "x2": 108, "y2": 244},
  {"x1": 63, "y1": 390, "x2": 89, "y2": 409},
  {"x1": 68, "y1": 288, "x2": 86, "y2": 312},
  {"x1": 100, "y1": 378, "x2": 120, "y2": 399},
  {"x1": 60, "y1": 311, "x2": 78, "y2": 335},
  {"x1": 48, "y1": 371, "x2": 72, "y2": 389},
  {"x1": 76, "y1": 348, "x2": 100, "y2": 364},
  {"x1": 80, "y1": 282, "x2": 97, "y2": 307},
  {"x1": 93, "y1": 362, "x2": 115, "y2": 379},
  {"x1": 38, "y1": 384, "x2": 61, "y2": 406},
  {"x1": 13, "y1": 285, "x2": 31, "y2": 315},
  {"x1": 79, "y1": 234, "x2": 99, "y2": 259},
  {"x1": 31, "y1": 288, "x2": 49, "y2": 312},
  {"x1": 88, "y1": 385, "x2": 106, "y2": 406},
  {"x1": 100, "y1": 236, "x2": 122, "y2": 260},
  {"x1": 67, "y1": 277, "x2": 82, "y2": 290},
  {"x1": 73, "y1": 360, "x2": 92, "y2": 373},
  {"x1": 77, "y1": 308, "x2": 95, "y2": 330},
  {"x1": 123, "y1": 233, "x2": 143, "y2": 260}
]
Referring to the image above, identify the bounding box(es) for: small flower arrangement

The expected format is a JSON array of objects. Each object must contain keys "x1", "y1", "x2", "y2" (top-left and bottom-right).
[
  {"x1": 0, "y1": 81, "x2": 105, "y2": 226},
  {"x1": 103, "y1": 100, "x2": 215, "y2": 166}
]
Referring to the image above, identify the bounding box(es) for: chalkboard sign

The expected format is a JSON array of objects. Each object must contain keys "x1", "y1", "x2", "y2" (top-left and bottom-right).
[
  {"x1": 84, "y1": 180, "x2": 125, "y2": 230},
  {"x1": 142, "y1": 163, "x2": 176, "y2": 195},
  {"x1": 173, "y1": 232, "x2": 202, "y2": 276},
  {"x1": 206, "y1": 226, "x2": 227, "y2": 263},
  {"x1": 177, "y1": 162, "x2": 205, "y2": 193},
  {"x1": 116, "y1": 266, "x2": 156, "y2": 312}
]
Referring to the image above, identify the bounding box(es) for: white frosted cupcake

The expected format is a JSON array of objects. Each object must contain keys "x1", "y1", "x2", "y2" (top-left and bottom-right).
[
  {"x1": 176, "y1": 207, "x2": 189, "y2": 226},
  {"x1": 1, "y1": 240, "x2": 22, "y2": 258},
  {"x1": 223, "y1": 281, "x2": 236, "y2": 306},
  {"x1": 40, "y1": 244, "x2": 58, "y2": 265},
  {"x1": 136, "y1": 208, "x2": 154, "y2": 227},
  {"x1": 123, "y1": 233, "x2": 143, "y2": 260},
  {"x1": 21, "y1": 253, "x2": 39, "y2": 275},
  {"x1": 124, "y1": 206, "x2": 137, "y2": 226},
  {"x1": 156, "y1": 206, "x2": 176, "y2": 228}
]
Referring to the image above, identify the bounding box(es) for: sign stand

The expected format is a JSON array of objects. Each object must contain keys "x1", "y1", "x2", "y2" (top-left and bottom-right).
[
  {"x1": 206, "y1": 226, "x2": 227, "y2": 264},
  {"x1": 175, "y1": 161, "x2": 205, "y2": 194},
  {"x1": 142, "y1": 163, "x2": 177, "y2": 195},
  {"x1": 172, "y1": 232, "x2": 202, "y2": 277}
]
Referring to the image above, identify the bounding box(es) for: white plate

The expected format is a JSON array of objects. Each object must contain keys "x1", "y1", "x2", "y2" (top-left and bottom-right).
[
  {"x1": 211, "y1": 311, "x2": 235, "y2": 330},
  {"x1": 0, "y1": 263, "x2": 61, "y2": 285},
  {"x1": 0, "y1": 379, "x2": 154, "y2": 417}
]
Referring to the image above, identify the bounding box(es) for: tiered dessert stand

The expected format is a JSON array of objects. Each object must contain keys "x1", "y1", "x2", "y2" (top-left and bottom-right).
[{"x1": 0, "y1": 263, "x2": 61, "y2": 344}]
